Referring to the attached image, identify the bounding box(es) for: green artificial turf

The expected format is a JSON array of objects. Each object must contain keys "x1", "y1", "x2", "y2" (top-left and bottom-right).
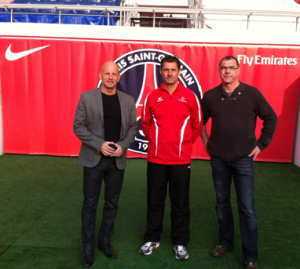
[{"x1": 0, "y1": 154, "x2": 299, "y2": 269}]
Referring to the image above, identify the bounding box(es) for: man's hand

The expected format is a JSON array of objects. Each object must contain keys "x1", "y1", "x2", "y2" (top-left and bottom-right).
[
  {"x1": 248, "y1": 146, "x2": 261, "y2": 159},
  {"x1": 112, "y1": 144, "x2": 123, "y2": 158},
  {"x1": 200, "y1": 126, "x2": 211, "y2": 157},
  {"x1": 101, "y1": 142, "x2": 117, "y2": 157}
]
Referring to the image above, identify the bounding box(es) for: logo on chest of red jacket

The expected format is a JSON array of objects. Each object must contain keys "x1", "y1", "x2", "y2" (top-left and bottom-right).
[{"x1": 98, "y1": 49, "x2": 202, "y2": 155}]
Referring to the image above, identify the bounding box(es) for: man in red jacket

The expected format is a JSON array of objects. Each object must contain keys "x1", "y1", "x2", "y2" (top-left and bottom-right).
[{"x1": 139, "y1": 55, "x2": 203, "y2": 260}]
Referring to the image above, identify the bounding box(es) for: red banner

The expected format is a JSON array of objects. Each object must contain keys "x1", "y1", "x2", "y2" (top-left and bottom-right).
[{"x1": 0, "y1": 37, "x2": 299, "y2": 162}]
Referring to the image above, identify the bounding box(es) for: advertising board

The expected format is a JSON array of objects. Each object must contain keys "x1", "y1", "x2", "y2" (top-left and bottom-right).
[{"x1": 0, "y1": 26, "x2": 299, "y2": 162}]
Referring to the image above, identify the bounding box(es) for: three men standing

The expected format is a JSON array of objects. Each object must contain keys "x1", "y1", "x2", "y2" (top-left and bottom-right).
[
  {"x1": 74, "y1": 55, "x2": 277, "y2": 268},
  {"x1": 73, "y1": 61, "x2": 137, "y2": 267},
  {"x1": 139, "y1": 55, "x2": 203, "y2": 259},
  {"x1": 200, "y1": 56, "x2": 277, "y2": 269}
]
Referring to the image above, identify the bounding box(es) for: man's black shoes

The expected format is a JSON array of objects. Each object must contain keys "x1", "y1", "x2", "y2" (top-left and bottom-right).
[
  {"x1": 81, "y1": 243, "x2": 117, "y2": 266},
  {"x1": 81, "y1": 249, "x2": 94, "y2": 267},
  {"x1": 98, "y1": 243, "x2": 117, "y2": 259}
]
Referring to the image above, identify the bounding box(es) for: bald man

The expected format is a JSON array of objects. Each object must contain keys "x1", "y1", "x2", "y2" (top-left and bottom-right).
[{"x1": 74, "y1": 61, "x2": 137, "y2": 267}]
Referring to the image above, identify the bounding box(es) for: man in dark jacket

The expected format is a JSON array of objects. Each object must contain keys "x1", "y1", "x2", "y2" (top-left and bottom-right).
[
  {"x1": 73, "y1": 61, "x2": 137, "y2": 267},
  {"x1": 200, "y1": 56, "x2": 277, "y2": 269}
]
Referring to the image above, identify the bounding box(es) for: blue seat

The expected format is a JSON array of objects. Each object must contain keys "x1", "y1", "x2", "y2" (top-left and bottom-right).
[
  {"x1": 0, "y1": 14, "x2": 10, "y2": 22},
  {"x1": 0, "y1": 0, "x2": 120, "y2": 24},
  {"x1": 81, "y1": 0, "x2": 120, "y2": 5},
  {"x1": 61, "y1": 14, "x2": 116, "y2": 25},
  {"x1": 101, "y1": 0, "x2": 121, "y2": 4},
  {"x1": 12, "y1": 13, "x2": 58, "y2": 23},
  {"x1": 10, "y1": 2, "x2": 60, "y2": 13}
]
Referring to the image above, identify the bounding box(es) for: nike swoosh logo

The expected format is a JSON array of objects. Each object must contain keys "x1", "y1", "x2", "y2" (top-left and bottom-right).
[{"x1": 5, "y1": 44, "x2": 50, "y2": 61}]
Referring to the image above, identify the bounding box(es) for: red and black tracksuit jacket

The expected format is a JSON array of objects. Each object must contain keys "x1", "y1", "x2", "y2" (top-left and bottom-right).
[{"x1": 142, "y1": 82, "x2": 203, "y2": 165}]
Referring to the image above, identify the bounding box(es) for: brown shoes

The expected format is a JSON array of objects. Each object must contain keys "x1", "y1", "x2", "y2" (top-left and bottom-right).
[
  {"x1": 245, "y1": 262, "x2": 259, "y2": 269},
  {"x1": 211, "y1": 245, "x2": 233, "y2": 258},
  {"x1": 98, "y1": 244, "x2": 117, "y2": 259},
  {"x1": 211, "y1": 245, "x2": 259, "y2": 269}
]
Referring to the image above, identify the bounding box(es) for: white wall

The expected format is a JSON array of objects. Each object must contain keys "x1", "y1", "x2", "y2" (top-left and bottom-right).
[
  {"x1": 199, "y1": 0, "x2": 300, "y2": 31},
  {"x1": 1, "y1": 23, "x2": 300, "y2": 44}
]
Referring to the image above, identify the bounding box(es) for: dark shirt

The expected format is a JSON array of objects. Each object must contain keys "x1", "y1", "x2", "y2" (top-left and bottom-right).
[
  {"x1": 201, "y1": 82, "x2": 278, "y2": 161},
  {"x1": 102, "y1": 92, "x2": 121, "y2": 143}
]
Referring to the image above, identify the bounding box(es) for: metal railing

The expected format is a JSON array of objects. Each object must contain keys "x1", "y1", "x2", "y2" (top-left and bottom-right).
[{"x1": 1, "y1": 4, "x2": 300, "y2": 30}]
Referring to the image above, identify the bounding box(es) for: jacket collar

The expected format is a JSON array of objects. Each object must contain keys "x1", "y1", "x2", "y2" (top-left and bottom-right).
[
  {"x1": 217, "y1": 81, "x2": 245, "y2": 96},
  {"x1": 160, "y1": 80, "x2": 183, "y2": 93}
]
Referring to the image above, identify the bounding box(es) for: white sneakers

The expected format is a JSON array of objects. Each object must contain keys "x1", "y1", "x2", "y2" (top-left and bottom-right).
[
  {"x1": 139, "y1": 242, "x2": 189, "y2": 260},
  {"x1": 174, "y1": 245, "x2": 189, "y2": 260},
  {"x1": 139, "y1": 242, "x2": 160, "y2": 255}
]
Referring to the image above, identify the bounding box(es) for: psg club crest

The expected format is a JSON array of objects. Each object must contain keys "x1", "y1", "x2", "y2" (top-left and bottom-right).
[{"x1": 98, "y1": 49, "x2": 202, "y2": 154}]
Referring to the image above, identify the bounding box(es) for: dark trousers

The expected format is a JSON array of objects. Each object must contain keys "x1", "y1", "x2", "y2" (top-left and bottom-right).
[
  {"x1": 210, "y1": 156, "x2": 258, "y2": 262},
  {"x1": 81, "y1": 157, "x2": 124, "y2": 250},
  {"x1": 144, "y1": 161, "x2": 191, "y2": 246}
]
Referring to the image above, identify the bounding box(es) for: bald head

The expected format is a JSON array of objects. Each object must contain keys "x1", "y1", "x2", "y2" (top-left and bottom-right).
[
  {"x1": 101, "y1": 61, "x2": 119, "y2": 76},
  {"x1": 100, "y1": 61, "x2": 120, "y2": 95}
]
